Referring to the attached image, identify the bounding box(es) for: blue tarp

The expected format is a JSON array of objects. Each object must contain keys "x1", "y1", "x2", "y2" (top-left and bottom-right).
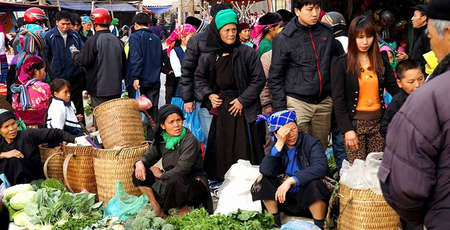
[
  {"x1": 48, "y1": 1, "x2": 137, "y2": 12},
  {"x1": 0, "y1": 2, "x2": 58, "y2": 12},
  {"x1": 145, "y1": 5, "x2": 172, "y2": 14}
]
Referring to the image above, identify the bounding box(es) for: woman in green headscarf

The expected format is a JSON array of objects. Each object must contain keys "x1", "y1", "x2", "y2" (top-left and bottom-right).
[{"x1": 132, "y1": 104, "x2": 212, "y2": 218}]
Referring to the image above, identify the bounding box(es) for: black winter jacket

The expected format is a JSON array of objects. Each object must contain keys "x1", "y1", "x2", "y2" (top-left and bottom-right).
[
  {"x1": 380, "y1": 89, "x2": 408, "y2": 137},
  {"x1": 180, "y1": 26, "x2": 217, "y2": 103},
  {"x1": 331, "y1": 53, "x2": 400, "y2": 134},
  {"x1": 410, "y1": 26, "x2": 430, "y2": 74},
  {"x1": 194, "y1": 44, "x2": 265, "y2": 123},
  {"x1": 72, "y1": 30, "x2": 126, "y2": 97},
  {"x1": 140, "y1": 129, "x2": 203, "y2": 181},
  {"x1": 269, "y1": 18, "x2": 342, "y2": 111}
]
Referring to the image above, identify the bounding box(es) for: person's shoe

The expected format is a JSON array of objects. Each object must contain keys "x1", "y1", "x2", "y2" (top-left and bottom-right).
[
  {"x1": 273, "y1": 212, "x2": 281, "y2": 228},
  {"x1": 314, "y1": 218, "x2": 325, "y2": 229}
]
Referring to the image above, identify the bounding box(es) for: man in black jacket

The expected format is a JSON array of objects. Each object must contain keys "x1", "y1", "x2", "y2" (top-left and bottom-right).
[
  {"x1": 396, "y1": 6, "x2": 430, "y2": 74},
  {"x1": 269, "y1": 0, "x2": 342, "y2": 150},
  {"x1": 71, "y1": 8, "x2": 126, "y2": 108}
]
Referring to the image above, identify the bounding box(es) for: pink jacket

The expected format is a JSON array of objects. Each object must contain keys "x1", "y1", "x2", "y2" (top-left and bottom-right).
[{"x1": 12, "y1": 80, "x2": 51, "y2": 125}]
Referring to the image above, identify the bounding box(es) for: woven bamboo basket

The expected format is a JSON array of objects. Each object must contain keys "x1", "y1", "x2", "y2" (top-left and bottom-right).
[
  {"x1": 39, "y1": 144, "x2": 64, "y2": 182},
  {"x1": 93, "y1": 98, "x2": 145, "y2": 149},
  {"x1": 62, "y1": 145, "x2": 97, "y2": 194},
  {"x1": 93, "y1": 142, "x2": 149, "y2": 203},
  {"x1": 338, "y1": 184, "x2": 400, "y2": 230}
]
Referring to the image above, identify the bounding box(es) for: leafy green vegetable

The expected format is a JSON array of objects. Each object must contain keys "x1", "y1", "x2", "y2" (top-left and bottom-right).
[
  {"x1": 166, "y1": 208, "x2": 274, "y2": 230},
  {"x1": 124, "y1": 205, "x2": 173, "y2": 230},
  {"x1": 10, "y1": 191, "x2": 36, "y2": 210},
  {"x1": 3, "y1": 184, "x2": 33, "y2": 201},
  {"x1": 24, "y1": 188, "x2": 103, "y2": 229},
  {"x1": 4, "y1": 201, "x2": 17, "y2": 221},
  {"x1": 41, "y1": 178, "x2": 65, "y2": 191},
  {"x1": 13, "y1": 210, "x2": 30, "y2": 227},
  {"x1": 31, "y1": 179, "x2": 44, "y2": 190}
]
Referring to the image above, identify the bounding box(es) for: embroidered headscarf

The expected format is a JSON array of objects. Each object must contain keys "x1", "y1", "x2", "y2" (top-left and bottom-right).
[
  {"x1": 256, "y1": 110, "x2": 297, "y2": 133},
  {"x1": 166, "y1": 24, "x2": 196, "y2": 56},
  {"x1": 15, "y1": 24, "x2": 45, "y2": 70}
]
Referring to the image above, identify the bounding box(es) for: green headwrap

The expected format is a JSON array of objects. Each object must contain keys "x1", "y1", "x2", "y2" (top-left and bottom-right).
[
  {"x1": 162, "y1": 127, "x2": 186, "y2": 150},
  {"x1": 111, "y1": 18, "x2": 119, "y2": 26},
  {"x1": 215, "y1": 9, "x2": 238, "y2": 30}
]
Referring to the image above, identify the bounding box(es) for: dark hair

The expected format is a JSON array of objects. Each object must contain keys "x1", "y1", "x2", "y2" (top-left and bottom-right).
[
  {"x1": 133, "y1": 13, "x2": 151, "y2": 26},
  {"x1": 56, "y1": 11, "x2": 73, "y2": 23},
  {"x1": 259, "y1": 13, "x2": 283, "y2": 38},
  {"x1": 347, "y1": 16, "x2": 382, "y2": 76},
  {"x1": 72, "y1": 13, "x2": 81, "y2": 25},
  {"x1": 50, "y1": 79, "x2": 71, "y2": 95},
  {"x1": 210, "y1": 3, "x2": 231, "y2": 18},
  {"x1": 396, "y1": 59, "x2": 421, "y2": 79},
  {"x1": 293, "y1": 0, "x2": 320, "y2": 10},
  {"x1": 276, "y1": 9, "x2": 294, "y2": 24},
  {"x1": 151, "y1": 17, "x2": 158, "y2": 26}
]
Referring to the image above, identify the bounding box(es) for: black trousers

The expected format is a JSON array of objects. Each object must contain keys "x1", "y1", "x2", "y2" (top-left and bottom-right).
[
  {"x1": 252, "y1": 177, "x2": 330, "y2": 217},
  {"x1": 128, "y1": 86, "x2": 159, "y2": 140},
  {"x1": 131, "y1": 165, "x2": 210, "y2": 213},
  {"x1": 69, "y1": 76, "x2": 86, "y2": 117}
]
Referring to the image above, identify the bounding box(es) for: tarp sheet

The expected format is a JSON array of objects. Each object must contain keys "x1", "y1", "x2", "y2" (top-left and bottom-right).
[
  {"x1": 47, "y1": 1, "x2": 137, "y2": 12},
  {"x1": 145, "y1": 5, "x2": 172, "y2": 14},
  {"x1": 0, "y1": 2, "x2": 58, "y2": 12},
  {"x1": 96, "y1": 3, "x2": 137, "y2": 13}
]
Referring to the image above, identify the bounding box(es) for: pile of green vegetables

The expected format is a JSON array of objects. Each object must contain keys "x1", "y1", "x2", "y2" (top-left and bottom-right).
[
  {"x1": 166, "y1": 208, "x2": 274, "y2": 230},
  {"x1": 4, "y1": 179, "x2": 103, "y2": 230}
]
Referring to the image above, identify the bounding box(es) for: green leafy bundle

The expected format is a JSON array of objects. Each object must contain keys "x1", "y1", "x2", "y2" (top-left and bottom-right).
[
  {"x1": 166, "y1": 208, "x2": 274, "y2": 230},
  {"x1": 24, "y1": 188, "x2": 103, "y2": 229},
  {"x1": 124, "y1": 206, "x2": 174, "y2": 230}
]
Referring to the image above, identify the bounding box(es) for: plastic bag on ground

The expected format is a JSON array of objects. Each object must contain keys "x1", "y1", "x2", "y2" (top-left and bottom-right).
[
  {"x1": 104, "y1": 182, "x2": 149, "y2": 221},
  {"x1": 339, "y1": 152, "x2": 383, "y2": 194},
  {"x1": 281, "y1": 220, "x2": 321, "y2": 230},
  {"x1": 214, "y1": 160, "x2": 261, "y2": 215}
]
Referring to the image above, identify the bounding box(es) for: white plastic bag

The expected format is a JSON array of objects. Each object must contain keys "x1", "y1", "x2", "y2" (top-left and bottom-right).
[
  {"x1": 339, "y1": 152, "x2": 383, "y2": 194},
  {"x1": 214, "y1": 160, "x2": 262, "y2": 215}
]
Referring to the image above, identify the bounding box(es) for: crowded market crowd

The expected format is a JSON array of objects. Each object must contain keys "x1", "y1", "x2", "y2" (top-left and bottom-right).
[{"x1": 0, "y1": 0, "x2": 449, "y2": 229}]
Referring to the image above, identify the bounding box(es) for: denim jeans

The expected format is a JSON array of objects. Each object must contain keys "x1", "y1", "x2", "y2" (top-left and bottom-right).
[
  {"x1": 331, "y1": 116, "x2": 346, "y2": 171},
  {"x1": 196, "y1": 101, "x2": 212, "y2": 151}
]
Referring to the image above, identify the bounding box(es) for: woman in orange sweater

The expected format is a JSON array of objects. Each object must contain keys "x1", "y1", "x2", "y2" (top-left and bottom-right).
[{"x1": 331, "y1": 16, "x2": 399, "y2": 163}]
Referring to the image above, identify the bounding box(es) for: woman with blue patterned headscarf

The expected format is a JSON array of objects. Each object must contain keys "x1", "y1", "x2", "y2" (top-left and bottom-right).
[{"x1": 252, "y1": 110, "x2": 330, "y2": 229}]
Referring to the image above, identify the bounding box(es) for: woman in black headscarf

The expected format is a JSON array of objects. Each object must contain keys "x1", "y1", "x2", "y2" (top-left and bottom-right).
[
  {"x1": 194, "y1": 9, "x2": 266, "y2": 181},
  {"x1": 0, "y1": 109, "x2": 75, "y2": 185},
  {"x1": 132, "y1": 104, "x2": 212, "y2": 218}
]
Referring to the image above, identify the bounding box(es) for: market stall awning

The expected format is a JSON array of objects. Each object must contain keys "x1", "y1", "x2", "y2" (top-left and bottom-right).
[
  {"x1": 48, "y1": 0, "x2": 91, "y2": 11},
  {"x1": 96, "y1": 3, "x2": 137, "y2": 13},
  {"x1": 145, "y1": 5, "x2": 172, "y2": 14},
  {"x1": 48, "y1": 1, "x2": 137, "y2": 12},
  {"x1": 0, "y1": 2, "x2": 58, "y2": 12}
]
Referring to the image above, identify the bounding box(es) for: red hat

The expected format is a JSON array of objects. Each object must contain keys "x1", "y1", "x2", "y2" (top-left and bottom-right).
[
  {"x1": 24, "y1": 7, "x2": 48, "y2": 23},
  {"x1": 239, "y1": 23, "x2": 250, "y2": 31},
  {"x1": 90, "y1": 8, "x2": 111, "y2": 25}
]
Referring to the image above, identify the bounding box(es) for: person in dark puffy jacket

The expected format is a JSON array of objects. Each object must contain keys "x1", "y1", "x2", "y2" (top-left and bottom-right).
[
  {"x1": 194, "y1": 9, "x2": 266, "y2": 181},
  {"x1": 269, "y1": 0, "x2": 343, "y2": 151},
  {"x1": 379, "y1": 1, "x2": 450, "y2": 229},
  {"x1": 44, "y1": 11, "x2": 85, "y2": 118}
]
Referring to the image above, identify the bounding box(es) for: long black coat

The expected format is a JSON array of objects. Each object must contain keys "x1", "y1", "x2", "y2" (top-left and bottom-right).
[
  {"x1": 331, "y1": 52, "x2": 400, "y2": 134},
  {"x1": 0, "y1": 129, "x2": 75, "y2": 185},
  {"x1": 194, "y1": 44, "x2": 265, "y2": 123}
]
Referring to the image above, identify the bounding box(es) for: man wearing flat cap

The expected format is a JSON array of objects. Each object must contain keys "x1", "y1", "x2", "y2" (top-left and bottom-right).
[{"x1": 378, "y1": 0, "x2": 450, "y2": 229}]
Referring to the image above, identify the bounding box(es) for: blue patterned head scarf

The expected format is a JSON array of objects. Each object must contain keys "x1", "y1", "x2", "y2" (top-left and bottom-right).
[{"x1": 256, "y1": 110, "x2": 297, "y2": 133}]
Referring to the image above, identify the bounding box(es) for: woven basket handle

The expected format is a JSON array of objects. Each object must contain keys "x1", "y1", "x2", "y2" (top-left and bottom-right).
[
  {"x1": 43, "y1": 151, "x2": 63, "y2": 178},
  {"x1": 143, "y1": 111, "x2": 156, "y2": 131},
  {"x1": 337, "y1": 195, "x2": 353, "y2": 229},
  {"x1": 63, "y1": 153, "x2": 75, "y2": 193}
]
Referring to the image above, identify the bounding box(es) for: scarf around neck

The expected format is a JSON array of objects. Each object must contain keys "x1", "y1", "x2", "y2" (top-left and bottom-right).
[{"x1": 162, "y1": 127, "x2": 186, "y2": 150}]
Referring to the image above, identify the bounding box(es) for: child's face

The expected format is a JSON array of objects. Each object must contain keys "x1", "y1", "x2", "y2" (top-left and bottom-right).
[
  {"x1": 54, "y1": 86, "x2": 71, "y2": 103},
  {"x1": 397, "y1": 68, "x2": 425, "y2": 94}
]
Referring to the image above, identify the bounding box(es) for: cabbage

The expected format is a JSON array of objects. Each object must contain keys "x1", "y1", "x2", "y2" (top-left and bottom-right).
[
  {"x1": 10, "y1": 190, "x2": 36, "y2": 210},
  {"x1": 13, "y1": 210, "x2": 30, "y2": 227},
  {"x1": 3, "y1": 184, "x2": 33, "y2": 201}
]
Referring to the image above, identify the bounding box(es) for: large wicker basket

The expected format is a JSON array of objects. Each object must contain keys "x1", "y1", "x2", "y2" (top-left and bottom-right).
[
  {"x1": 39, "y1": 144, "x2": 64, "y2": 182},
  {"x1": 93, "y1": 143, "x2": 149, "y2": 203},
  {"x1": 62, "y1": 145, "x2": 97, "y2": 194},
  {"x1": 338, "y1": 184, "x2": 400, "y2": 230},
  {"x1": 93, "y1": 98, "x2": 145, "y2": 149}
]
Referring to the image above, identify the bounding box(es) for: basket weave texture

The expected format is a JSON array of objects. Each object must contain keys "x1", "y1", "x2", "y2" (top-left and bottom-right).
[
  {"x1": 338, "y1": 184, "x2": 400, "y2": 230},
  {"x1": 93, "y1": 98, "x2": 145, "y2": 149},
  {"x1": 93, "y1": 143, "x2": 149, "y2": 203},
  {"x1": 39, "y1": 144, "x2": 64, "y2": 182},
  {"x1": 63, "y1": 145, "x2": 97, "y2": 194}
]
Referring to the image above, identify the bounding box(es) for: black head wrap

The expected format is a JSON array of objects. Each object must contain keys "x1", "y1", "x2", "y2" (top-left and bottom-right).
[
  {"x1": 0, "y1": 110, "x2": 15, "y2": 128},
  {"x1": 158, "y1": 104, "x2": 185, "y2": 124}
]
